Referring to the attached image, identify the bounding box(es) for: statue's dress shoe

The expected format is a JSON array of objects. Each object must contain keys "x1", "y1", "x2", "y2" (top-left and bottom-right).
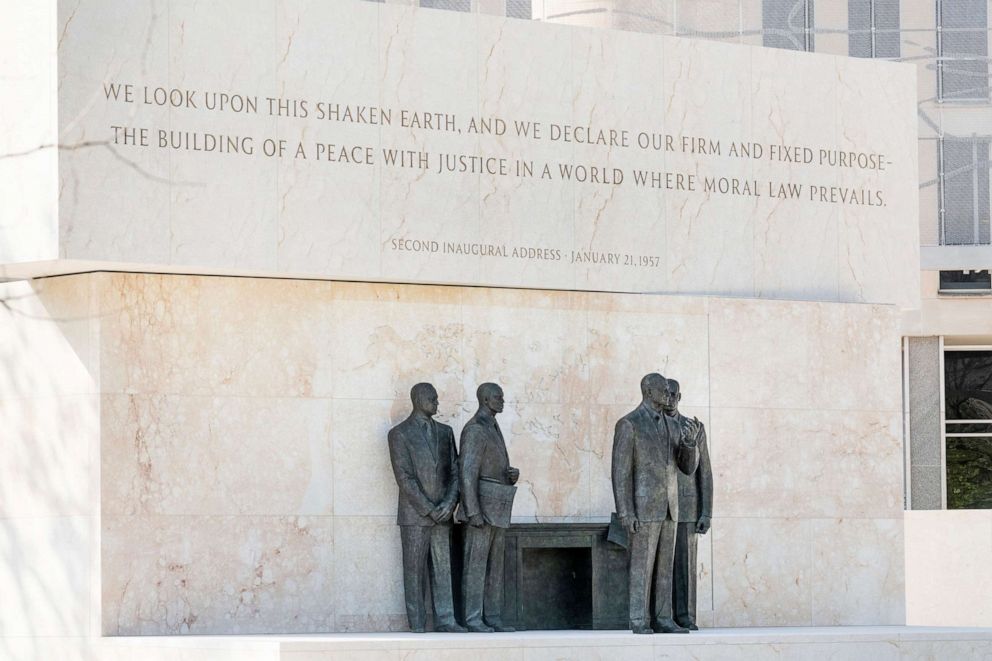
[
  {"x1": 409, "y1": 625, "x2": 426, "y2": 633},
  {"x1": 436, "y1": 622, "x2": 468, "y2": 633},
  {"x1": 674, "y1": 617, "x2": 699, "y2": 631},
  {"x1": 466, "y1": 622, "x2": 495, "y2": 633},
  {"x1": 653, "y1": 618, "x2": 690, "y2": 634},
  {"x1": 631, "y1": 624, "x2": 654, "y2": 635},
  {"x1": 488, "y1": 623, "x2": 516, "y2": 633}
]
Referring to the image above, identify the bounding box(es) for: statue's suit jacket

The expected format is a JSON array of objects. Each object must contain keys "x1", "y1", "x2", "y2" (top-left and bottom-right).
[
  {"x1": 388, "y1": 415, "x2": 459, "y2": 526},
  {"x1": 673, "y1": 414, "x2": 712, "y2": 523},
  {"x1": 612, "y1": 403, "x2": 699, "y2": 523},
  {"x1": 457, "y1": 409, "x2": 512, "y2": 524}
]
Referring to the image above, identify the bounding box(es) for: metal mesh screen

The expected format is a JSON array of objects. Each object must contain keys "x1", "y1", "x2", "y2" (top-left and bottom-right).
[
  {"x1": 762, "y1": 0, "x2": 813, "y2": 51},
  {"x1": 507, "y1": 0, "x2": 533, "y2": 19},
  {"x1": 420, "y1": 0, "x2": 472, "y2": 11},
  {"x1": 940, "y1": 0, "x2": 990, "y2": 100},
  {"x1": 849, "y1": 0, "x2": 900, "y2": 58},
  {"x1": 941, "y1": 138, "x2": 991, "y2": 245}
]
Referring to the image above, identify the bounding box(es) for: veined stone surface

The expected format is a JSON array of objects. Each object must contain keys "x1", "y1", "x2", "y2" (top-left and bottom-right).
[
  {"x1": 78, "y1": 272, "x2": 906, "y2": 634},
  {"x1": 29, "y1": 0, "x2": 923, "y2": 307}
]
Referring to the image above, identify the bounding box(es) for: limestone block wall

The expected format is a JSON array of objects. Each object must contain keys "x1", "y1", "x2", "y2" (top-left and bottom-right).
[
  {"x1": 82, "y1": 272, "x2": 907, "y2": 634},
  {"x1": 0, "y1": 275, "x2": 101, "y2": 660}
]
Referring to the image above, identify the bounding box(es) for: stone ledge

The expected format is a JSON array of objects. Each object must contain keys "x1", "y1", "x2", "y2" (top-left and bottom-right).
[{"x1": 88, "y1": 626, "x2": 992, "y2": 660}]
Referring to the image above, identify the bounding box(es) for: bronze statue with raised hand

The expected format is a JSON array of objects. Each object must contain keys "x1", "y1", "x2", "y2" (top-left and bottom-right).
[{"x1": 611, "y1": 373, "x2": 699, "y2": 634}]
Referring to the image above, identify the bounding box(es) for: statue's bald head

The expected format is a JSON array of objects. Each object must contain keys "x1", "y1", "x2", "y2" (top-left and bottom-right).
[
  {"x1": 640, "y1": 373, "x2": 666, "y2": 396},
  {"x1": 640, "y1": 372, "x2": 669, "y2": 412},
  {"x1": 410, "y1": 382, "x2": 438, "y2": 416},
  {"x1": 476, "y1": 382, "x2": 505, "y2": 414}
]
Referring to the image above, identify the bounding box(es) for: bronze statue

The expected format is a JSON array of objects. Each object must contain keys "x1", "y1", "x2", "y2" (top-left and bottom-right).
[
  {"x1": 611, "y1": 373, "x2": 699, "y2": 634},
  {"x1": 387, "y1": 383, "x2": 466, "y2": 633},
  {"x1": 458, "y1": 383, "x2": 519, "y2": 633},
  {"x1": 666, "y1": 379, "x2": 713, "y2": 631}
]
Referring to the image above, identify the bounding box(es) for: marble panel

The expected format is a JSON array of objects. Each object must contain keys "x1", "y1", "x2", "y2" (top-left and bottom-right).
[
  {"x1": 327, "y1": 284, "x2": 464, "y2": 403},
  {"x1": 585, "y1": 309, "x2": 708, "y2": 408},
  {"x1": 709, "y1": 298, "x2": 901, "y2": 412},
  {"x1": 377, "y1": 4, "x2": 483, "y2": 286},
  {"x1": 101, "y1": 394, "x2": 332, "y2": 517},
  {"x1": 103, "y1": 515, "x2": 335, "y2": 635},
  {"x1": 475, "y1": 17, "x2": 576, "y2": 291},
  {"x1": 712, "y1": 408, "x2": 903, "y2": 519},
  {"x1": 0, "y1": 395, "x2": 98, "y2": 518},
  {"x1": 905, "y1": 510, "x2": 992, "y2": 627},
  {"x1": 166, "y1": 0, "x2": 279, "y2": 271},
  {"x1": 330, "y1": 516, "x2": 406, "y2": 631},
  {"x1": 811, "y1": 518, "x2": 905, "y2": 626},
  {"x1": 0, "y1": 0, "x2": 57, "y2": 266},
  {"x1": 708, "y1": 299, "x2": 814, "y2": 410},
  {"x1": 331, "y1": 398, "x2": 403, "y2": 519},
  {"x1": 46, "y1": 1, "x2": 919, "y2": 307},
  {"x1": 834, "y1": 56, "x2": 920, "y2": 310},
  {"x1": 99, "y1": 274, "x2": 329, "y2": 397},
  {"x1": 712, "y1": 517, "x2": 813, "y2": 627},
  {"x1": 662, "y1": 38, "x2": 755, "y2": 298},
  {"x1": 56, "y1": 0, "x2": 172, "y2": 266},
  {"x1": 0, "y1": 516, "x2": 92, "y2": 637},
  {"x1": 274, "y1": 1, "x2": 382, "y2": 280},
  {"x1": 806, "y1": 303, "x2": 902, "y2": 412},
  {"x1": 460, "y1": 290, "x2": 587, "y2": 404},
  {"x1": 570, "y1": 27, "x2": 668, "y2": 294},
  {"x1": 0, "y1": 277, "x2": 97, "y2": 399},
  {"x1": 502, "y1": 402, "x2": 591, "y2": 520}
]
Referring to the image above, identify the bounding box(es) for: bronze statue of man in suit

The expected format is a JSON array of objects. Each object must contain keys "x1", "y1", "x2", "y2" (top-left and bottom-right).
[
  {"x1": 665, "y1": 379, "x2": 713, "y2": 631},
  {"x1": 387, "y1": 383, "x2": 466, "y2": 633},
  {"x1": 458, "y1": 382, "x2": 519, "y2": 633},
  {"x1": 612, "y1": 373, "x2": 699, "y2": 634}
]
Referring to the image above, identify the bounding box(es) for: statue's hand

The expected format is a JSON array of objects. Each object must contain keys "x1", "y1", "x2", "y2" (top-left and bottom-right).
[
  {"x1": 468, "y1": 513, "x2": 486, "y2": 528},
  {"x1": 620, "y1": 514, "x2": 639, "y2": 536},
  {"x1": 433, "y1": 501, "x2": 455, "y2": 523},
  {"x1": 429, "y1": 504, "x2": 446, "y2": 523},
  {"x1": 506, "y1": 467, "x2": 520, "y2": 485},
  {"x1": 695, "y1": 515, "x2": 711, "y2": 535},
  {"x1": 681, "y1": 418, "x2": 700, "y2": 445}
]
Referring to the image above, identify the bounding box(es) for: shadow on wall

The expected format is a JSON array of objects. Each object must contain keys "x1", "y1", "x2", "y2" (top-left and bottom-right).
[{"x1": 0, "y1": 276, "x2": 101, "y2": 658}]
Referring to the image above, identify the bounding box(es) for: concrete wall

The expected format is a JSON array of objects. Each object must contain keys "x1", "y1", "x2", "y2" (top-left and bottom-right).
[
  {"x1": 906, "y1": 510, "x2": 992, "y2": 626},
  {"x1": 0, "y1": 0, "x2": 58, "y2": 267},
  {"x1": 0, "y1": 276, "x2": 100, "y2": 660}
]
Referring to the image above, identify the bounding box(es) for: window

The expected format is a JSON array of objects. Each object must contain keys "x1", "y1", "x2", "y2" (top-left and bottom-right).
[
  {"x1": 944, "y1": 350, "x2": 992, "y2": 509},
  {"x1": 507, "y1": 0, "x2": 532, "y2": 19},
  {"x1": 938, "y1": 0, "x2": 990, "y2": 101},
  {"x1": 848, "y1": 0, "x2": 900, "y2": 58},
  {"x1": 940, "y1": 270, "x2": 992, "y2": 293},
  {"x1": 420, "y1": 0, "x2": 471, "y2": 11},
  {"x1": 763, "y1": 0, "x2": 814, "y2": 51},
  {"x1": 940, "y1": 137, "x2": 991, "y2": 245}
]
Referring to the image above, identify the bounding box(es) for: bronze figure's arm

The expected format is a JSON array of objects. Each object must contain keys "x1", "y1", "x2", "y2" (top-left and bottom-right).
[
  {"x1": 696, "y1": 426, "x2": 713, "y2": 533},
  {"x1": 388, "y1": 428, "x2": 434, "y2": 517},
  {"x1": 611, "y1": 418, "x2": 638, "y2": 534},
  {"x1": 459, "y1": 426, "x2": 487, "y2": 524}
]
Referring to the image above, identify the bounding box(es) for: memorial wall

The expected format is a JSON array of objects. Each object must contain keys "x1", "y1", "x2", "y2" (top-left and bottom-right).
[
  {"x1": 22, "y1": 0, "x2": 916, "y2": 307},
  {"x1": 0, "y1": 0, "x2": 920, "y2": 644}
]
